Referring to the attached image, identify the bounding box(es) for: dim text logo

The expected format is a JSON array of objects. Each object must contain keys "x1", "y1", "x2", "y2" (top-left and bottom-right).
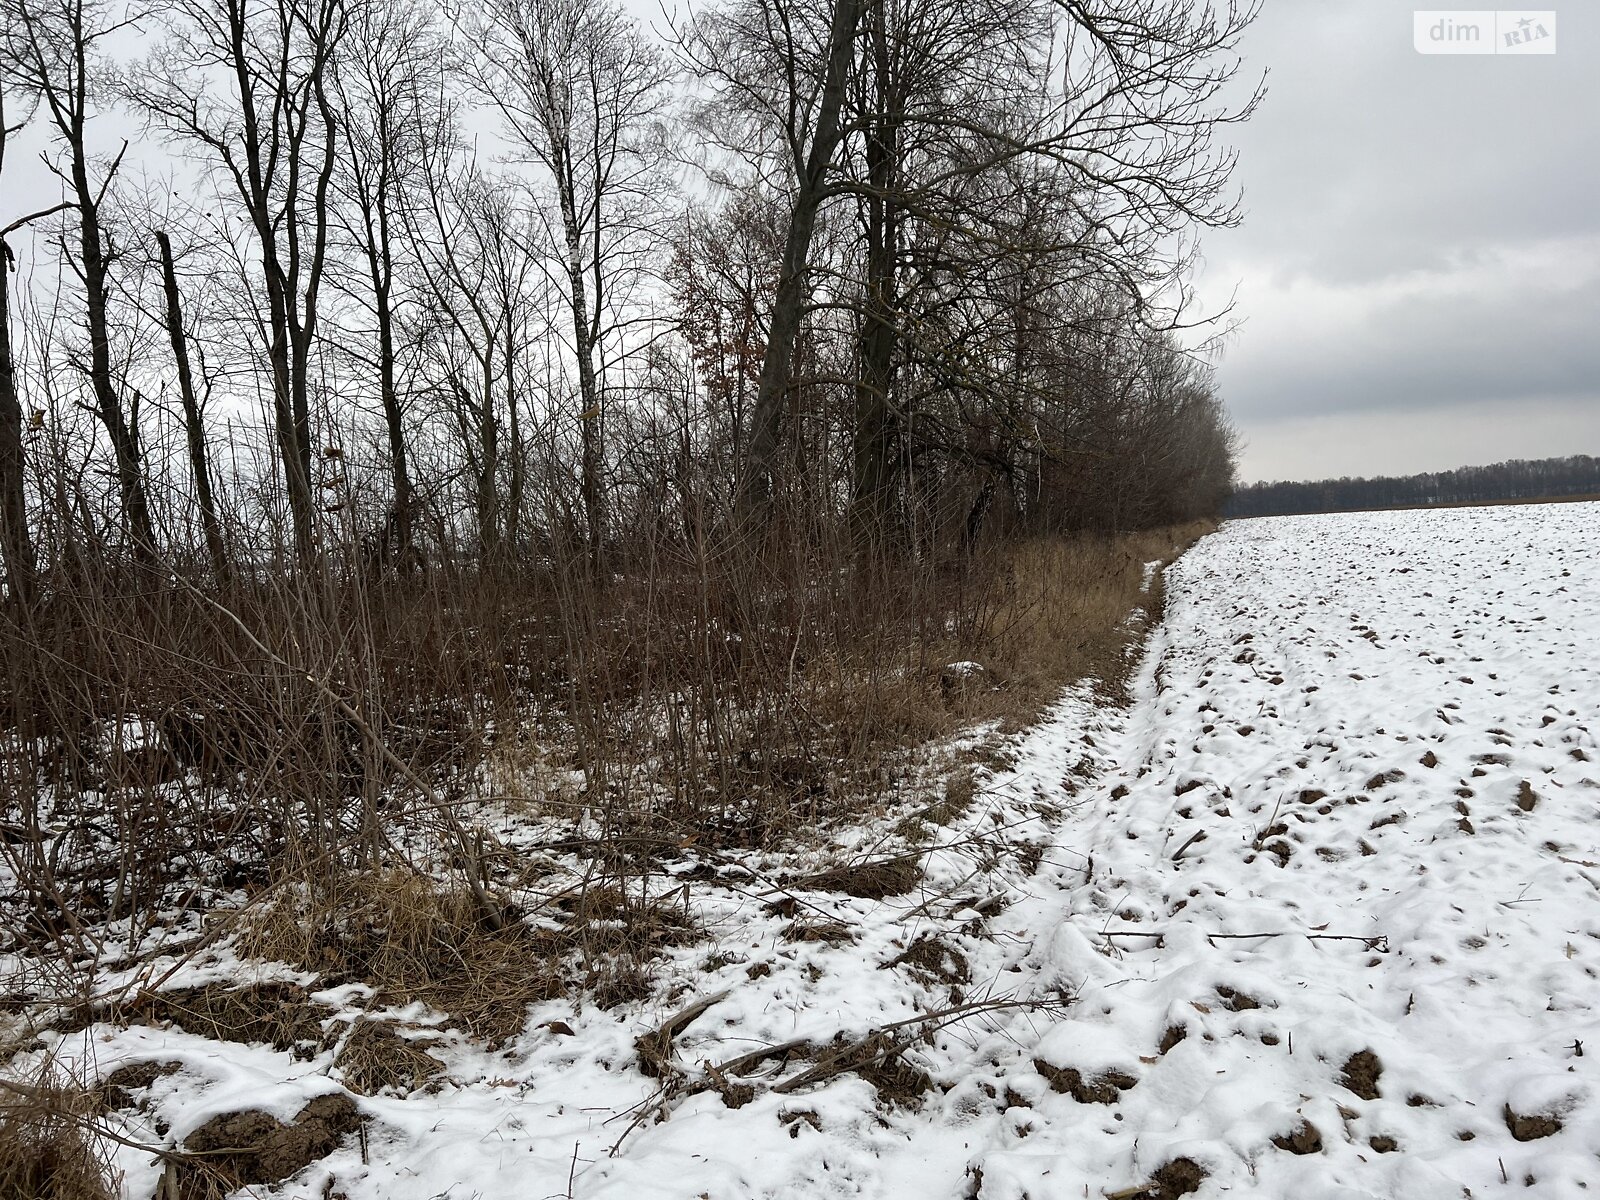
[{"x1": 1414, "y1": 10, "x2": 1556, "y2": 53}]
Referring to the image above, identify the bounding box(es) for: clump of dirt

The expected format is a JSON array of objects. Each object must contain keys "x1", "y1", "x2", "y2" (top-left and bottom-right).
[
  {"x1": 1158, "y1": 1025, "x2": 1187, "y2": 1055},
  {"x1": 801, "y1": 856, "x2": 922, "y2": 900},
  {"x1": 1032, "y1": 1059, "x2": 1136, "y2": 1104},
  {"x1": 122, "y1": 982, "x2": 327, "y2": 1053},
  {"x1": 96, "y1": 1060, "x2": 182, "y2": 1111},
  {"x1": 1124, "y1": 1157, "x2": 1207, "y2": 1199},
  {"x1": 1368, "y1": 1134, "x2": 1398, "y2": 1153},
  {"x1": 1340, "y1": 1049, "x2": 1383, "y2": 1100},
  {"x1": 1215, "y1": 985, "x2": 1261, "y2": 1012},
  {"x1": 1271, "y1": 1118, "x2": 1322, "y2": 1154},
  {"x1": 179, "y1": 1092, "x2": 364, "y2": 1198},
  {"x1": 1504, "y1": 1102, "x2": 1563, "y2": 1141},
  {"x1": 780, "y1": 1109, "x2": 822, "y2": 1134},
  {"x1": 1516, "y1": 780, "x2": 1539, "y2": 812},
  {"x1": 335, "y1": 1020, "x2": 444, "y2": 1095}
]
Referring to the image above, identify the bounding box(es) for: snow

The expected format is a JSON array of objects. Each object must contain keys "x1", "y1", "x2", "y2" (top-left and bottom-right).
[{"x1": 35, "y1": 501, "x2": 1600, "y2": 1198}]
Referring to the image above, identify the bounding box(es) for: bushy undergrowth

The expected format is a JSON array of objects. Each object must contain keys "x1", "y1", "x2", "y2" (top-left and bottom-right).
[
  {"x1": 0, "y1": 1058, "x2": 117, "y2": 1200},
  {"x1": 0, "y1": 519, "x2": 1207, "y2": 1038}
]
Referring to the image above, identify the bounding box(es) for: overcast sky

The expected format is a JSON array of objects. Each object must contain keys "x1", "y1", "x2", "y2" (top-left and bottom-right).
[{"x1": 1194, "y1": 2, "x2": 1600, "y2": 483}]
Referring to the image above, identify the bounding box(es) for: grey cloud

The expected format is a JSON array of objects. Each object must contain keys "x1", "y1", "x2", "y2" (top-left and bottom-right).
[{"x1": 1200, "y1": 0, "x2": 1600, "y2": 481}]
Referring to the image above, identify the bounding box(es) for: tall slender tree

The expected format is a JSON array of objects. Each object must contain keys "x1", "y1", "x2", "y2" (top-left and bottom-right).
[
  {"x1": 6, "y1": 0, "x2": 157, "y2": 563},
  {"x1": 130, "y1": 0, "x2": 350, "y2": 561},
  {"x1": 0, "y1": 81, "x2": 58, "y2": 602},
  {"x1": 329, "y1": 0, "x2": 444, "y2": 571},
  {"x1": 154, "y1": 228, "x2": 229, "y2": 581},
  {"x1": 463, "y1": 0, "x2": 674, "y2": 574}
]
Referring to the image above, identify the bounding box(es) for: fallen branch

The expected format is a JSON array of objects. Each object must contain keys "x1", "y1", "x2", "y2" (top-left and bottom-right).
[
  {"x1": 744, "y1": 993, "x2": 1066, "y2": 1097},
  {"x1": 709, "y1": 1037, "x2": 812, "y2": 1079},
  {"x1": 634, "y1": 989, "x2": 731, "y2": 1079},
  {"x1": 772, "y1": 1030, "x2": 904, "y2": 1095},
  {"x1": 1096, "y1": 928, "x2": 1387, "y2": 951}
]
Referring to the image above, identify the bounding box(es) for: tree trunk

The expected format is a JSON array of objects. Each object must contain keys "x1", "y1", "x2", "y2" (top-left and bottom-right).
[
  {"x1": 0, "y1": 240, "x2": 36, "y2": 604},
  {"x1": 155, "y1": 231, "x2": 229, "y2": 583},
  {"x1": 737, "y1": 0, "x2": 862, "y2": 518},
  {"x1": 374, "y1": 263, "x2": 413, "y2": 570},
  {"x1": 849, "y1": 0, "x2": 900, "y2": 548},
  {"x1": 70, "y1": 140, "x2": 156, "y2": 564},
  {"x1": 503, "y1": 313, "x2": 525, "y2": 565},
  {"x1": 556, "y1": 178, "x2": 605, "y2": 578}
]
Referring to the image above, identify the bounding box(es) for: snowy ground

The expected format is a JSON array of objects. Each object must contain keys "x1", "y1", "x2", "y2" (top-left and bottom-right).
[{"x1": 34, "y1": 501, "x2": 1600, "y2": 1198}]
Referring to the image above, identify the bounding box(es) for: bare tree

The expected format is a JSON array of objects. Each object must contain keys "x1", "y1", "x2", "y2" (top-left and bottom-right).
[
  {"x1": 129, "y1": 0, "x2": 350, "y2": 562},
  {"x1": 462, "y1": 0, "x2": 673, "y2": 574},
  {"x1": 0, "y1": 80, "x2": 57, "y2": 602},
  {"x1": 153, "y1": 228, "x2": 229, "y2": 580},
  {"x1": 328, "y1": 0, "x2": 445, "y2": 571},
  {"x1": 684, "y1": 0, "x2": 1259, "y2": 539},
  {"x1": 405, "y1": 143, "x2": 542, "y2": 572},
  {"x1": 679, "y1": 0, "x2": 862, "y2": 519},
  {"x1": 5, "y1": 0, "x2": 157, "y2": 563}
]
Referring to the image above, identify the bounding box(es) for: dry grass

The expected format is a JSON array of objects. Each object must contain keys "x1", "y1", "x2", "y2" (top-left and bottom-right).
[
  {"x1": 242, "y1": 871, "x2": 565, "y2": 1044},
  {"x1": 119, "y1": 982, "x2": 326, "y2": 1054},
  {"x1": 0, "y1": 1059, "x2": 118, "y2": 1200},
  {"x1": 644, "y1": 520, "x2": 1213, "y2": 845},
  {"x1": 978, "y1": 521, "x2": 1212, "y2": 714},
  {"x1": 335, "y1": 1019, "x2": 445, "y2": 1096},
  {"x1": 2, "y1": 520, "x2": 1212, "y2": 1050},
  {"x1": 242, "y1": 870, "x2": 698, "y2": 1041}
]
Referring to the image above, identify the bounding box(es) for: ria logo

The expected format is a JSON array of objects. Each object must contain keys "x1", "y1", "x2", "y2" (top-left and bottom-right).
[{"x1": 1413, "y1": 10, "x2": 1557, "y2": 54}]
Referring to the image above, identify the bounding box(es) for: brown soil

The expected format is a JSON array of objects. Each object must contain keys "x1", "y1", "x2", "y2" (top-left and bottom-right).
[
  {"x1": 1339, "y1": 1049, "x2": 1383, "y2": 1101},
  {"x1": 97, "y1": 1060, "x2": 182, "y2": 1111},
  {"x1": 1504, "y1": 1103, "x2": 1563, "y2": 1141},
  {"x1": 179, "y1": 1092, "x2": 364, "y2": 1197},
  {"x1": 1032, "y1": 1060, "x2": 1137, "y2": 1104},
  {"x1": 1123, "y1": 1157, "x2": 1207, "y2": 1199},
  {"x1": 1271, "y1": 1119, "x2": 1323, "y2": 1154},
  {"x1": 1215, "y1": 985, "x2": 1261, "y2": 1012}
]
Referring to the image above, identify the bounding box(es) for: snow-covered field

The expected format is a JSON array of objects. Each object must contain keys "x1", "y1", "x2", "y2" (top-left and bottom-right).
[{"x1": 34, "y1": 501, "x2": 1600, "y2": 1198}]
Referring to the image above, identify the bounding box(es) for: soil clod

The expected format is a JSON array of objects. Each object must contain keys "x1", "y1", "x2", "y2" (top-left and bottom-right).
[{"x1": 1340, "y1": 1049, "x2": 1383, "y2": 1100}]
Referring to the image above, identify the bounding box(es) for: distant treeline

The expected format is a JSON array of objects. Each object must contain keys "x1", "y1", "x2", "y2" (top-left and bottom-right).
[{"x1": 1226, "y1": 455, "x2": 1600, "y2": 519}]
